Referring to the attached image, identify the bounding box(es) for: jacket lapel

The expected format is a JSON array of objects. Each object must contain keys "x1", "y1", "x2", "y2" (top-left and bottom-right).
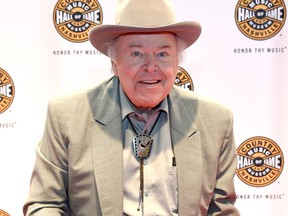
[
  {"x1": 169, "y1": 88, "x2": 203, "y2": 215},
  {"x1": 90, "y1": 77, "x2": 124, "y2": 215}
]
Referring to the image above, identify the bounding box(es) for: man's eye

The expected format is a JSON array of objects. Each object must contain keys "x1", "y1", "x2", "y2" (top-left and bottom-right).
[
  {"x1": 158, "y1": 52, "x2": 168, "y2": 57},
  {"x1": 131, "y1": 51, "x2": 142, "y2": 57}
]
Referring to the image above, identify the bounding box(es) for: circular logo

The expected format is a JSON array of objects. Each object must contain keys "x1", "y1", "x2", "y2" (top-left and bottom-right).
[
  {"x1": 235, "y1": 0, "x2": 286, "y2": 40},
  {"x1": 0, "y1": 209, "x2": 10, "y2": 216},
  {"x1": 236, "y1": 136, "x2": 284, "y2": 187},
  {"x1": 175, "y1": 66, "x2": 194, "y2": 91},
  {"x1": 53, "y1": 0, "x2": 103, "y2": 43},
  {"x1": 0, "y1": 68, "x2": 15, "y2": 114}
]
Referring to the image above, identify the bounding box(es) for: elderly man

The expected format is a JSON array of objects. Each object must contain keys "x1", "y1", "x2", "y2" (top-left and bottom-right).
[{"x1": 23, "y1": 0, "x2": 240, "y2": 215}]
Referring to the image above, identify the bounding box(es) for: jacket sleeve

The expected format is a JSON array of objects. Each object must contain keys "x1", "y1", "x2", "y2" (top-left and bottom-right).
[
  {"x1": 23, "y1": 101, "x2": 70, "y2": 216},
  {"x1": 207, "y1": 111, "x2": 240, "y2": 216}
]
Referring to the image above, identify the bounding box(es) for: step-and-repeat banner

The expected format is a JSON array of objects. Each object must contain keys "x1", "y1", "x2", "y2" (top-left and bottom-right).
[{"x1": 1, "y1": 0, "x2": 287, "y2": 215}]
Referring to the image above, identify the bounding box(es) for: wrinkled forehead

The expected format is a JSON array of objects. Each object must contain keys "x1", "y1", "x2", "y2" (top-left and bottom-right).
[{"x1": 116, "y1": 32, "x2": 178, "y2": 48}]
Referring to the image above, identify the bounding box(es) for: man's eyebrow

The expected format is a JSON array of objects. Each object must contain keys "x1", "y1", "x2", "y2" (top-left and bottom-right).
[
  {"x1": 159, "y1": 45, "x2": 172, "y2": 49},
  {"x1": 128, "y1": 44, "x2": 143, "y2": 48},
  {"x1": 128, "y1": 44, "x2": 172, "y2": 49}
]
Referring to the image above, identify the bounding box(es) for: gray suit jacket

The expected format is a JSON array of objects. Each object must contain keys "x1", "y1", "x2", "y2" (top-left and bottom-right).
[{"x1": 24, "y1": 76, "x2": 239, "y2": 216}]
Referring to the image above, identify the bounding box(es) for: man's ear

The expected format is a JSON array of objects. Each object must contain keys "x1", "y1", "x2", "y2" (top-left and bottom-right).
[{"x1": 111, "y1": 60, "x2": 118, "y2": 76}]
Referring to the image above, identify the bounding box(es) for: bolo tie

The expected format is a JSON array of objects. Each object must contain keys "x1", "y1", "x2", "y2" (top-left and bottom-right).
[{"x1": 127, "y1": 112, "x2": 162, "y2": 215}]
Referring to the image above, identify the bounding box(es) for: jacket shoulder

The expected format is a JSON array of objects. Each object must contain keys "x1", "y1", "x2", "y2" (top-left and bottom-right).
[
  {"x1": 48, "y1": 76, "x2": 115, "y2": 109},
  {"x1": 171, "y1": 85, "x2": 232, "y2": 115}
]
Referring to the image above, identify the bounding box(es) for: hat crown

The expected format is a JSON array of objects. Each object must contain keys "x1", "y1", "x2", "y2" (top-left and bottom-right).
[{"x1": 115, "y1": 0, "x2": 176, "y2": 27}]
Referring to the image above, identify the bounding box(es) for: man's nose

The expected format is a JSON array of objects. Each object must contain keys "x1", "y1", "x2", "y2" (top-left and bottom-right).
[{"x1": 143, "y1": 54, "x2": 158, "y2": 72}]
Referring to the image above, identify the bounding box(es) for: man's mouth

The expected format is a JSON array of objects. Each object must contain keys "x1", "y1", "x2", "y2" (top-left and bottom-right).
[{"x1": 140, "y1": 80, "x2": 160, "y2": 84}]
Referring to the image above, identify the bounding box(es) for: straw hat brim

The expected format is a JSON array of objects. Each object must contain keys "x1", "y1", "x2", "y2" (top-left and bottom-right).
[{"x1": 89, "y1": 21, "x2": 201, "y2": 56}]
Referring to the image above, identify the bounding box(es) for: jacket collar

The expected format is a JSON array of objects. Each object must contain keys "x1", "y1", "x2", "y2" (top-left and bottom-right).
[{"x1": 93, "y1": 76, "x2": 122, "y2": 125}]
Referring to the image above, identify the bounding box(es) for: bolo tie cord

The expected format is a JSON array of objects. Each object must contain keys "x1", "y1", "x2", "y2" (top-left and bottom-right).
[{"x1": 127, "y1": 111, "x2": 162, "y2": 215}]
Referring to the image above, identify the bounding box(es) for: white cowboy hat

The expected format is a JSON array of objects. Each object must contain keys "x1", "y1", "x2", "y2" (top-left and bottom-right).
[{"x1": 89, "y1": 0, "x2": 201, "y2": 56}]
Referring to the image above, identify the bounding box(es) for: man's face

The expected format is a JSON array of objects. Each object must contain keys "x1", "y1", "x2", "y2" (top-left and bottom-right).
[{"x1": 113, "y1": 33, "x2": 179, "y2": 110}]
